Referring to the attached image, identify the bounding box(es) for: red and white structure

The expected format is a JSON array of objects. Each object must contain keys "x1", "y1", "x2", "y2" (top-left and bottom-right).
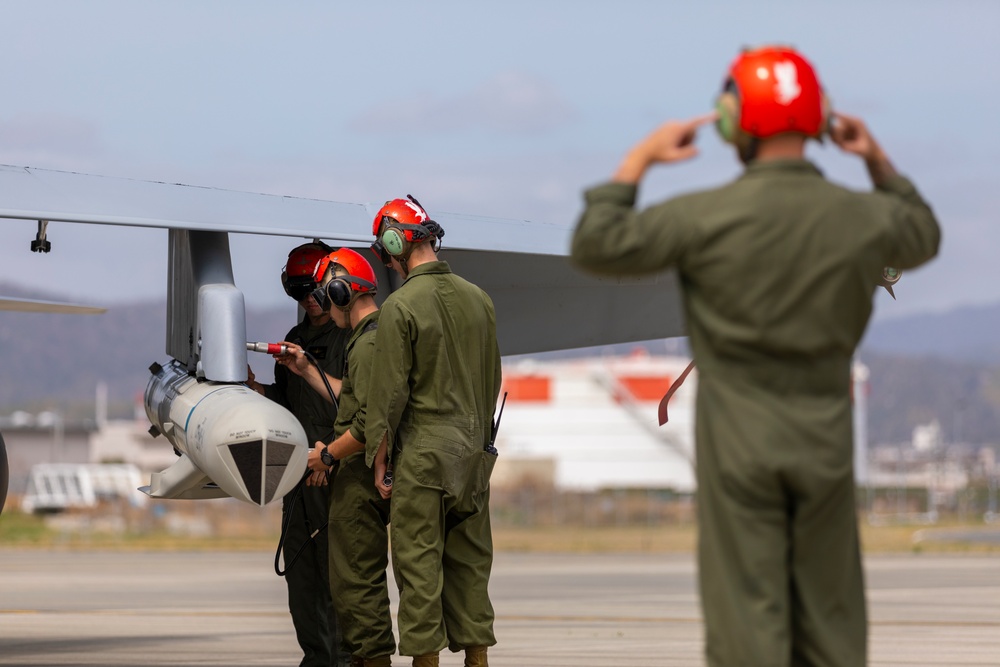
[{"x1": 494, "y1": 353, "x2": 697, "y2": 493}]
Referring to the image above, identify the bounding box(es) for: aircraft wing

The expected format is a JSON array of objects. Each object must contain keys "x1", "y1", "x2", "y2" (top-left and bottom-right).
[
  {"x1": 0, "y1": 297, "x2": 106, "y2": 315},
  {"x1": 0, "y1": 163, "x2": 686, "y2": 355},
  {"x1": 0, "y1": 163, "x2": 686, "y2": 508}
]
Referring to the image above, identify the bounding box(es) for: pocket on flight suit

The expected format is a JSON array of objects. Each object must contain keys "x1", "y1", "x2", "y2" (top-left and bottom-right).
[{"x1": 409, "y1": 428, "x2": 479, "y2": 497}]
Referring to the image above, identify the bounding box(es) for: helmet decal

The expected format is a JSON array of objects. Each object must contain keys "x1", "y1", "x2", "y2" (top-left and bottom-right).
[
  {"x1": 402, "y1": 200, "x2": 428, "y2": 222},
  {"x1": 773, "y1": 61, "x2": 801, "y2": 105}
]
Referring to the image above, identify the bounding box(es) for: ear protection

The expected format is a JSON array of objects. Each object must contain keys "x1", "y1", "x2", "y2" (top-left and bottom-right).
[
  {"x1": 372, "y1": 194, "x2": 445, "y2": 264},
  {"x1": 714, "y1": 80, "x2": 742, "y2": 145},
  {"x1": 309, "y1": 248, "x2": 378, "y2": 312},
  {"x1": 322, "y1": 274, "x2": 377, "y2": 310},
  {"x1": 380, "y1": 220, "x2": 432, "y2": 257}
]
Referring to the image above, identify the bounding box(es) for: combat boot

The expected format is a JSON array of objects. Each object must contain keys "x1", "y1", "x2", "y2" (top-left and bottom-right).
[
  {"x1": 411, "y1": 653, "x2": 439, "y2": 667},
  {"x1": 350, "y1": 658, "x2": 365, "y2": 667},
  {"x1": 363, "y1": 656, "x2": 392, "y2": 667},
  {"x1": 464, "y1": 646, "x2": 488, "y2": 667}
]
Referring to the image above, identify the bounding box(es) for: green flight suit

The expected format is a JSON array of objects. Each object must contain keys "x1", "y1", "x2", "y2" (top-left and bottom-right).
[
  {"x1": 571, "y1": 159, "x2": 940, "y2": 667},
  {"x1": 365, "y1": 260, "x2": 502, "y2": 658},
  {"x1": 327, "y1": 310, "x2": 395, "y2": 660},
  {"x1": 266, "y1": 318, "x2": 351, "y2": 667}
]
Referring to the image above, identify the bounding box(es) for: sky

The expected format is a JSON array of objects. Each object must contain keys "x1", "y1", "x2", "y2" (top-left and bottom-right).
[{"x1": 0, "y1": 1, "x2": 995, "y2": 325}]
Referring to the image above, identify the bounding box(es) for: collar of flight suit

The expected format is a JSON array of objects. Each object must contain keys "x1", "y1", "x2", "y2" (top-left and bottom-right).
[
  {"x1": 348, "y1": 309, "x2": 380, "y2": 349},
  {"x1": 402, "y1": 259, "x2": 452, "y2": 284},
  {"x1": 742, "y1": 157, "x2": 824, "y2": 178}
]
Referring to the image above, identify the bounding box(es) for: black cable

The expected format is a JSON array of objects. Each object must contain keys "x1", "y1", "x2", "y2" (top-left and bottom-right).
[
  {"x1": 303, "y1": 349, "x2": 339, "y2": 414},
  {"x1": 274, "y1": 471, "x2": 312, "y2": 577},
  {"x1": 273, "y1": 349, "x2": 340, "y2": 577}
]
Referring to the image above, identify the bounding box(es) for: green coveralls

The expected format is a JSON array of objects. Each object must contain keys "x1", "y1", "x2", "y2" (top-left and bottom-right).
[
  {"x1": 327, "y1": 310, "x2": 395, "y2": 660},
  {"x1": 571, "y1": 159, "x2": 940, "y2": 667},
  {"x1": 266, "y1": 318, "x2": 351, "y2": 667},
  {"x1": 365, "y1": 261, "x2": 502, "y2": 658}
]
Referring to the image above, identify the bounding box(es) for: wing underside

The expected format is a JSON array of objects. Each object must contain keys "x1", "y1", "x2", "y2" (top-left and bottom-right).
[{"x1": 0, "y1": 163, "x2": 686, "y2": 357}]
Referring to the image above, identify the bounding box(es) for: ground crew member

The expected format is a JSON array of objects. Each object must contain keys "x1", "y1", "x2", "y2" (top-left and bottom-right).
[
  {"x1": 279, "y1": 248, "x2": 396, "y2": 667},
  {"x1": 571, "y1": 45, "x2": 940, "y2": 666},
  {"x1": 248, "y1": 240, "x2": 350, "y2": 667},
  {"x1": 364, "y1": 196, "x2": 501, "y2": 667}
]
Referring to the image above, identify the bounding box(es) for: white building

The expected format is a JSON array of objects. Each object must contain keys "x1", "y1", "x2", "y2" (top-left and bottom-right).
[{"x1": 493, "y1": 353, "x2": 697, "y2": 493}]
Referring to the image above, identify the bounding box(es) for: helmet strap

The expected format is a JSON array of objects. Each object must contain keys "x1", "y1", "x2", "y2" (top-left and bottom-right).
[{"x1": 737, "y1": 136, "x2": 759, "y2": 165}]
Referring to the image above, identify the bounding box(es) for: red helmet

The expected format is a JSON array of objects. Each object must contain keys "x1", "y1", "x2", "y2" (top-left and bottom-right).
[
  {"x1": 371, "y1": 197, "x2": 429, "y2": 237},
  {"x1": 281, "y1": 241, "x2": 331, "y2": 301},
  {"x1": 311, "y1": 247, "x2": 377, "y2": 310},
  {"x1": 717, "y1": 45, "x2": 828, "y2": 141},
  {"x1": 370, "y1": 195, "x2": 443, "y2": 265}
]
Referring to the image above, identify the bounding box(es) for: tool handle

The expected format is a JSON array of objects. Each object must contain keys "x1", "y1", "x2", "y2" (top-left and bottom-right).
[{"x1": 247, "y1": 342, "x2": 289, "y2": 355}]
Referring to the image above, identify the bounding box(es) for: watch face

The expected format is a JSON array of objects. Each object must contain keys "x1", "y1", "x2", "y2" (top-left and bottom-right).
[{"x1": 321, "y1": 448, "x2": 334, "y2": 466}]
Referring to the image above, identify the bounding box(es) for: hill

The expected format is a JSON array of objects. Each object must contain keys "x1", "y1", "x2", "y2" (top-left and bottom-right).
[
  {"x1": 2, "y1": 281, "x2": 1000, "y2": 445},
  {"x1": 0, "y1": 281, "x2": 291, "y2": 418},
  {"x1": 862, "y1": 303, "x2": 1000, "y2": 365}
]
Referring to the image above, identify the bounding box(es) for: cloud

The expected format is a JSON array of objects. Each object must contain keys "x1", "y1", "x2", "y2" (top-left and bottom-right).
[{"x1": 348, "y1": 71, "x2": 576, "y2": 136}]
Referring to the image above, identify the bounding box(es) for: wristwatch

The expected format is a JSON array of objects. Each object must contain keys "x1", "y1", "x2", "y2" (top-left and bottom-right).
[{"x1": 320, "y1": 445, "x2": 337, "y2": 468}]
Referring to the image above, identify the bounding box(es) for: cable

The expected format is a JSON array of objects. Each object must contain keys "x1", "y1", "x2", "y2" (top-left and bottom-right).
[
  {"x1": 302, "y1": 349, "x2": 339, "y2": 414},
  {"x1": 274, "y1": 471, "x2": 312, "y2": 577}
]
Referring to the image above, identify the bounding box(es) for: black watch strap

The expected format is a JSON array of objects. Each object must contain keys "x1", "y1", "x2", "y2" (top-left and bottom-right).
[{"x1": 320, "y1": 446, "x2": 336, "y2": 467}]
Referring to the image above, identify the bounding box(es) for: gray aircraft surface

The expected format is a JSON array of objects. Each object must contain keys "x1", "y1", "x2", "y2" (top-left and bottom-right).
[{"x1": 0, "y1": 163, "x2": 687, "y2": 513}]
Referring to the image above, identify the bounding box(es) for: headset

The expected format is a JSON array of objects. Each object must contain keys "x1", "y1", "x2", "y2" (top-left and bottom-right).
[
  {"x1": 309, "y1": 247, "x2": 378, "y2": 312},
  {"x1": 312, "y1": 273, "x2": 377, "y2": 311},
  {"x1": 371, "y1": 194, "x2": 445, "y2": 266}
]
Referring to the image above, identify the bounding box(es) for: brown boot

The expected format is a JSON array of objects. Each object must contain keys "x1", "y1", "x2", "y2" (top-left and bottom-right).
[
  {"x1": 411, "y1": 653, "x2": 439, "y2": 667},
  {"x1": 364, "y1": 657, "x2": 392, "y2": 667},
  {"x1": 464, "y1": 646, "x2": 488, "y2": 667},
  {"x1": 350, "y1": 658, "x2": 366, "y2": 667}
]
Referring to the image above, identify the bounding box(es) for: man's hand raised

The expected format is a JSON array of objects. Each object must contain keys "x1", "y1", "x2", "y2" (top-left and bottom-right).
[
  {"x1": 614, "y1": 113, "x2": 717, "y2": 184},
  {"x1": 830, "y1": 112, "x2": 897, "y2": 185}
]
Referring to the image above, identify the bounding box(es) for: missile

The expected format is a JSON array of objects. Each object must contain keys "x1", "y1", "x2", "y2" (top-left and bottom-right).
[{"x1": 141, "y1": 359, "x2": 308, "y2": 506}]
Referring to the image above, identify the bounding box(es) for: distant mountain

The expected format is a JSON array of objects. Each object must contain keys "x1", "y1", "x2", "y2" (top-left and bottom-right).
[
  {"x1": 0, "y1": 281, "x2": 291, "y2": 418},
  {"x1": 2, "y1": 282, "x2": 1000, "y2": 445},
  {"x1": 861, "y1": 303, "x2": 1000, "y2": 365}
]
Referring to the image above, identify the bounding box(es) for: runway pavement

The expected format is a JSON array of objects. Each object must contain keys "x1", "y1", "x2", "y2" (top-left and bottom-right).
[{"x1": 1, "y1": 549, "x2": 998, "y2": 666}]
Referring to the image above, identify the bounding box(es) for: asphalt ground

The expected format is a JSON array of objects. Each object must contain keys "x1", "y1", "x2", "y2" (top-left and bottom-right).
[{"x1": 0, "y1": 550, "x2": 998, "y2": 666}]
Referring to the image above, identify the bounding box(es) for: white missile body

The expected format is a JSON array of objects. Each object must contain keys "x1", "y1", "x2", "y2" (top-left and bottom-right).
[{"x1": 142, "y1": 360, "x2": 308, "y2": 506}]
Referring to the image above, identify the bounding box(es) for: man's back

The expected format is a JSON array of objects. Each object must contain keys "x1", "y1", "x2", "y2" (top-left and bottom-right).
[
  {"x1": 367, "y1": 260, "x2": 501, "y2": 449},
  {"x1": 574, "y1": 159, "x2": 939, "y2": 374}
]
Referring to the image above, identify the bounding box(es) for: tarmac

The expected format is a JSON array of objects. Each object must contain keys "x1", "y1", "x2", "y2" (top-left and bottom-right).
[{"x1": 0, "y1": 549, "x2": 998, "y2": 666}]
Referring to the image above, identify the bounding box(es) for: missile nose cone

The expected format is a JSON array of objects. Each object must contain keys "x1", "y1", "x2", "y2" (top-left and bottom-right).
[
  {"x1": 226, "y1": 438, "x2": 299, "y2": 506},
  {"x1": 209, "y1": 396, "x2": 308, "y2": 506}
]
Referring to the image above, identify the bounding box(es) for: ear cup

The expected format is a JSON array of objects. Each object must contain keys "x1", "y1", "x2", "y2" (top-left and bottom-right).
[
  {"x1": 819, "y1": 92, "x2": 832, "y2": 138},
  {"x1": 381, "y1": 227, "x2": 408, "y2": 257},
  {"x1": 715, "y1": 92, "x2": 740, "y2": 144},
  {"x1": 327, "y1": 279, "x2": 353, "y2": 308}
]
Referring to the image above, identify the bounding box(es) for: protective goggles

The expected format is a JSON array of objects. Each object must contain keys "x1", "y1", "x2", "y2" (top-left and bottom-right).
[{"x1": 283, "y1": 275, "x2": 318, "y2": 302}]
